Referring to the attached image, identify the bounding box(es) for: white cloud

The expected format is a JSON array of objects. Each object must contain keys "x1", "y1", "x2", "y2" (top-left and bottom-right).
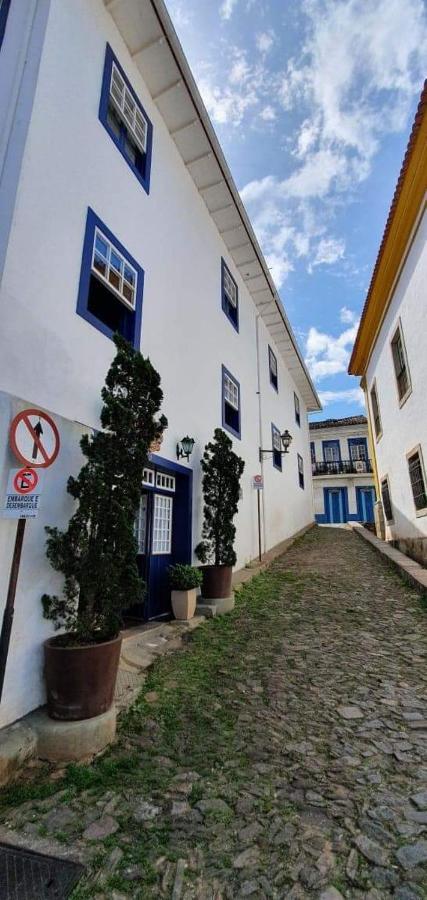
[
  {"x1": 256, "y1": 31, "x2": 275, "y2": 55},
  {"x1": 219, "y1": 0, "x2": 238, "y2": 20},
  {"x1": 260, "y1": 105, "x2": 276, "y2": 122},
  {"x1": 317, "y1": 388, "x2": 365, "y2": 408},
  {"x1": 311, "y1": 237, "x2": 345, "y2": 268},
  {"x1": 340, "y1": 306, "x2": 358, "y2": 324},
  {"x1": 305, "y1": 319, "x2": 360, "y2": 380},
  {"x1": 281, "y1": 0, "x2": 427, "y2": 190}
]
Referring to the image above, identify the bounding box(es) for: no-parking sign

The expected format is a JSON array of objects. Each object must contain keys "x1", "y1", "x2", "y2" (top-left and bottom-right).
[{"x1": 2, "y1": 467, "x2": 44, "y2": 518}]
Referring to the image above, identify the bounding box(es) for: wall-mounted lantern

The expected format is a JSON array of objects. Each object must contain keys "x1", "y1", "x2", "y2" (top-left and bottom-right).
[
  {"x1": 259, "y1": 429, "x2": 293, "y2": 462},
  {"x1": 176, "y1": 435, "x2": 195, "y2": 462}
]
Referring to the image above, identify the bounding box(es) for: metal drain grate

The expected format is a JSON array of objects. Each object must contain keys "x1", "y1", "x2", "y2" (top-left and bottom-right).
[{"x1": 0, "y1": 842, "x2": 85, "y2": 899}]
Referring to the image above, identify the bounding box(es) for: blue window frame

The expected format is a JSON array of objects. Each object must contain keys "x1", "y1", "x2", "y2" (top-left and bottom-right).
[
  {"x1": 348, "y1": 437, "x2": 368, "y2": 461},
  {"x1": 268, "y1": 346, "x2": 278, "y2": 391},
  {"x1": 322, "y1": 439, "x2": 341, "y2": 462},
  {"x1": 271, "y1": 424, "x2": 282, "y2": 471},
  {"x1": 294, "y1": 392, "x2": 301, "y2": 426},
  {"x1": 0, "y1": 0, "x2": 11, "y2": 50},
  {"x1": 221, "y1": 259, "x2": 239, "y2": 330},
  {"x1": 310, "y1": 441, "x2": 316, "y2": 464},
  {"x1": 76, "y1": 208, "x2": 144, "y2": 348},
  {"x1": 99, "y1": 44, "x2": 153, "y2": 194},
  {"x1": 297, "y1": 453, "x2": 304, "y2": 489},
  {"x1": 222, "y1": 366, "x2": 241, "y2": 439}
]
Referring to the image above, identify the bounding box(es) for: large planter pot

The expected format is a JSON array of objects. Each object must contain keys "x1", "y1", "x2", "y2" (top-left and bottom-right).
[
  {"x1": 171, "y1": 588, "x2": 198, "y2": 621},
  {"x1": 201, "y1": 565, "x2": 232, "y2": 600},
  {"x1": 44, "y1": 634, "x2": 122, "y2": 721}
]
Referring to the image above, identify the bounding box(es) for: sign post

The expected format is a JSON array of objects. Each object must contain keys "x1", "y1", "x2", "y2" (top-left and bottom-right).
[
  {"x1": 0, "y1": 409, "x2": 60, "y2": 702},
  {"x1": 252, "y1": 475, "x2": 264, "y2": 562}
]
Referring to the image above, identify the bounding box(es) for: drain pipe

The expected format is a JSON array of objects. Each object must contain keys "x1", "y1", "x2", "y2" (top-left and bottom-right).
[{"x1": 255, "y1": 314, "x2": 267, "y2": 556}]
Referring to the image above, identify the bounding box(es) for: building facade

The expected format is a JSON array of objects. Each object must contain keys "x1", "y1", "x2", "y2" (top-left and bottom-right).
[
  {"x1": 310, "y1": 417, "x2": 376, "y2": 525},
  {"x1": 0, "y1": 0, "x2": 320, "y2": 727},
  {"x1": 349, "y1": 83, "x2": 427, "y2": 546}
]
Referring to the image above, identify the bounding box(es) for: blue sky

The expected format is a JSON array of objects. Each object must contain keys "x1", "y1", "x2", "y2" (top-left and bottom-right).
[{"x1": 167, "y1": 0, "x2": 426, "y2": 420}]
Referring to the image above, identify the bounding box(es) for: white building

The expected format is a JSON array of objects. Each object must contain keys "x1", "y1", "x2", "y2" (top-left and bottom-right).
[
  {"x1": 310, "y1": 416, "x2": 376, "y2": 525},
  {"x1": 0, "y1": 0, "x2": 320, "y2": 727},
  {"x1": 349, "y1": 83, "x2": 427, "y2": 548}
]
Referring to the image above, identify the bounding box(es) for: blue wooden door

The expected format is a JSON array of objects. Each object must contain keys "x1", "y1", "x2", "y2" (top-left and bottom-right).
[
  {"x1": 356, "y1": 487, "x2": 375, "y2": 523},
  {"x1": 326, "y1": 488, "x2": 345, "y2": 523},
  {"x1": 146, "y1": 491, "x2": 174, "y2": 620}
]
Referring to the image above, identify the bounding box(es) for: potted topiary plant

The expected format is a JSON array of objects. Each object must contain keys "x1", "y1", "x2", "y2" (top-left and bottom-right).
[
  {"x1": 195, "y1": 428, "x2": 244, "y2": 600},
  {"x1": 169, "y1": 564, "x2": 202, "y2": 621},
  {"x1": 41, "y1": 334, "x2": 167, "y2": 721}
]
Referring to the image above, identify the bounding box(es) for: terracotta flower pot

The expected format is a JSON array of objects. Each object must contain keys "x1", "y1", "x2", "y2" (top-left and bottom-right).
[
  {"x1": 171, "y1": 588, "x2": 198, "y2": 621},
  {"x1": 201, "y1": 565, "x2": 232, "y2": 600},
  {"x1": 44, "y1": 634, "x2": 122, "y2": 721}
]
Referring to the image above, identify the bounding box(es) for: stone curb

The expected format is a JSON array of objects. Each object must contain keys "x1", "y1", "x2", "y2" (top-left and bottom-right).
[{"x1": 352, "y1": 524, "x2": 427, "y2": 596}]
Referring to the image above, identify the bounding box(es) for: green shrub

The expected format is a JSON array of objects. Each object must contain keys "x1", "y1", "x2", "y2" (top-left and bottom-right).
[{"x1": 169, "y1": 564, "x2": 202, "y2": 591}]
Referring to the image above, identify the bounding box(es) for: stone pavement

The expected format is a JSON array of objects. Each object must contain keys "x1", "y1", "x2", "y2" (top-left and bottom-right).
[{"x1": 1, "y1": 526, "x2": 427, "y2": 898}]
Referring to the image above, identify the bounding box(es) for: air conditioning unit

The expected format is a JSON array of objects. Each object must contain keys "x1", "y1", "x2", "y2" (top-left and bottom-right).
[{"x1": 355, "y1": 460, "x2": 366, "y2": 473}]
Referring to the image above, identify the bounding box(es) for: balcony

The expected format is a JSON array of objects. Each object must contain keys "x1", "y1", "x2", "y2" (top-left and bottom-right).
[{"x1": 312, "y1": 459, "x2": 373, "y2": 476}]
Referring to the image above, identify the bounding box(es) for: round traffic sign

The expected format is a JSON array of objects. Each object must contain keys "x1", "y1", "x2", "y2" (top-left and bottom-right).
[
  {"x1": 13, "y1": 467, "x2": 39, "y2": 494},
  {"x1": 9, "y1": 408, "x2": 60, "y2": 468}
]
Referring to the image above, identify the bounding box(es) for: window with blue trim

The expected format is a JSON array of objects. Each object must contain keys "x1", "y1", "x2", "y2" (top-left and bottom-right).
[
  {"x1": 348, "y1": 437, "x2": 367, "y2": 461},
  {"x1": 272, "y1": 424, "x2": 282, "y2": 471},
  {"x1": 77, "y1": 208, "x2": 144, "y2": 348},
  {"x1": 0, "y1": 0, "x2": 11, "y2": 50},
  {"x1": 294, "y1": 392, "x2": 301, "y2": 426},
  {"x1": 221, "y1": 259, "x2": 239, "y2": 330},
  {"x1": 99, "y1": 44, "x2": 153, "y2": 194},
  {"x1": 222, "y1": 366, "x2": 241, "y2": 438},
  {"x1": 268, "y1": 346, "x2": 278, "y2": 391},
  {"x1": 297, "y1": 453, "x2": 304, "y2": 489}
]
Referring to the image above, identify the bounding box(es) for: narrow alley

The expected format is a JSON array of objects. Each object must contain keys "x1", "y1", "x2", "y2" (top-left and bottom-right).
[{"x1": 1, "y1": 526, "x2": 427, "y2": 898}]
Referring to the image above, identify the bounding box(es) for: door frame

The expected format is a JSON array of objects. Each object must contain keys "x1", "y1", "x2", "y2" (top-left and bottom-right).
[{"x1": 144, "y1": 454, "x2": 192, "y2": 621}]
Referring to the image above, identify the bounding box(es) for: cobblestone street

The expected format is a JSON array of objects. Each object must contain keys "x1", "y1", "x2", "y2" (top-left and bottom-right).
[{"x1": 1, "y1": 526, "x2": 427, "y2": 898}]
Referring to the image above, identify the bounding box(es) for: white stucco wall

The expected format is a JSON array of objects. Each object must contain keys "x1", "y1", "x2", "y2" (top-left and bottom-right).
[
  {"x1": 0, "y1": 0, "x2": 315, "y2": 726},
  {"x1": 366, "y1": 206, "x2": 427, "y2": 540}
]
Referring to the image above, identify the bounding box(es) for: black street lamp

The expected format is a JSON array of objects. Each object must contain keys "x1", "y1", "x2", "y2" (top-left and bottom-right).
[
  {"x1": 259, "y1": 429, "x2": 293, "y2": 462},
  {"x1": 176, "y1": 435, "x2": 195, "y2": 462}
]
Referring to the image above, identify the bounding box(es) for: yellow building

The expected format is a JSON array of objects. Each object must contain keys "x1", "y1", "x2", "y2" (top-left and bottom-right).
[{"x1": 349, "y1": 82, "x2": 427, "y2": 550}]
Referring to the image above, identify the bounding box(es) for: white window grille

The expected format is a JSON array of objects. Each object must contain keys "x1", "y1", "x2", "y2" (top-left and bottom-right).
[
  {"x1": 324, "y1": 444, "x2": 340, "y2": 462},
  {"x1": 350, "y1": 443, "x2": 367, "y2": 461},
  {"x1": 92, "y1": 228, "x2": 137, "y2": 310},
  {"x1": 142, "y1": 468, "x2": 155, "y2": 487},
  {"x1": 272, "y1": 428, "x2": 282, "y2": 451},
  {"x1": 110, "y1": 63, "x2": 148, "y2": 154},
  {"x1": 223, "y1": 267, "x2": 237, "y2": 308},
  {"x1": 156, "y1": 473, "x2": 176, "y2": 492},
  {"x1": 224, "y1": 373, "x2": 239, "y2": 410},
  {"x1": 134, "y1": 494, "x2": 147, "y2": 554},
  {"x1": 152, "y1": 494, "x2": 173, "y2": 555}
]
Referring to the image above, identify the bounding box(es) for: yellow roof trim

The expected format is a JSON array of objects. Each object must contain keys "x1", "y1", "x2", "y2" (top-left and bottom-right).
[{"x1": 349, "y1": 83, "x2": 427, "y2": 376}]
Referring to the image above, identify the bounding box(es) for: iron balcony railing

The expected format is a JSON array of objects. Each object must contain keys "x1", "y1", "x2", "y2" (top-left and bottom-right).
[{"x1": 312, "y1": 459, "x2": 373, "y2": 476}]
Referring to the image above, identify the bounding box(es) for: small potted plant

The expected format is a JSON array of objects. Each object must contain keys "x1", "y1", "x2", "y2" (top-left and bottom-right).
[
  {"x1": 41, "y1": 335, "x2": 167, "y2": 721},
  {"x1": 169, "y1": 564, "x2": 202, "y2": 621},
  {"x1": 195, "y1": 428, "x2": 245, "y2": 600}
]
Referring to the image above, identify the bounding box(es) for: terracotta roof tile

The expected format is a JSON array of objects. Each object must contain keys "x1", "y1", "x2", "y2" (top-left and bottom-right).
[{"x1": 309, "y1": 415, "x2": 367, "y2": 431}]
